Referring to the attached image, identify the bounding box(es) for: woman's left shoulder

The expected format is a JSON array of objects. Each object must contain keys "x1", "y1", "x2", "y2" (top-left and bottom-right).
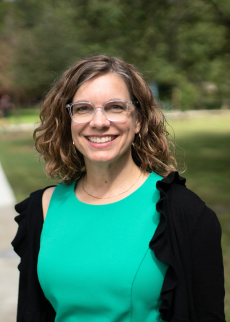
[
  {"x1": 157, "y1": 171, "x2": 205, "y2": 208},
  {"x1": 157, "y1": 171, "x2": 221, "y2": 236}
]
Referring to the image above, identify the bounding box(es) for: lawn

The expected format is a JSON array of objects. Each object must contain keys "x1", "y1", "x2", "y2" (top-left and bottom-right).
[
  {"x1": 0, "y1": 107, "x2": 40, "y2": 125},
  {"x1": 0, "y1": 114, "x2": 230, "y2": 318},
  {"x1": 0, "y1": 132, "x2": 59, "y2": 202}
]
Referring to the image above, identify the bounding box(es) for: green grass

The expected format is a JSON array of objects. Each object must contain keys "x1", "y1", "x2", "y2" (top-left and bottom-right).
[
  {"x1": 0, "y1": 132, "x2": 59, "y2": 201},
  {"x1": 0, "y1": 114, "x2": 230, "y2": 318},
  {"x1": 169, "y1": 115, "x2": 230, "y2": 320},
  {"x1": 168, "y1": 115, "x2": 230, "y2": 207},
  {"x1": 1, "y1": 108, "x2": 40, "y2": 125}
]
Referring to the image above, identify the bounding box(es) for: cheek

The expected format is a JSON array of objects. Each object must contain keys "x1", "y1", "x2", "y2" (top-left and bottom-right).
[
  {"x1": 71, "y1": 125, "x2": 83, "y2": 150},
  {"x1": 133, "y1": 112, "x2": 142, "y2": 133},
  {"x1": 71, "y1": 123, "x2": 82, "y2": 139}
]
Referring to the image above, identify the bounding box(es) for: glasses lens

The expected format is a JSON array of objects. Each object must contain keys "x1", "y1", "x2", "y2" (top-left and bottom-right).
[
  {"x1": 71, "y1": 103, "x2": 94, "y2": 122},
  {"x1": 104, "y1": 101, "x2": 128, "y2": 121}
]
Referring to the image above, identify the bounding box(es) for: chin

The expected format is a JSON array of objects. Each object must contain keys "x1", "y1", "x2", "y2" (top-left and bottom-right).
[
  {"x1": 89, "y1": 156, "x2": 116, "y2": 164},
  {"x1": 86, "y1": 152, "x2": 120, "y2": 164}
]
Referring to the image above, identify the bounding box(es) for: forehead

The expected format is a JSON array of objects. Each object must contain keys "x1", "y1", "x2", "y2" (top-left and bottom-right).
[{"x1": 72, "y1": 73, "x2": 131, "y2": 103}]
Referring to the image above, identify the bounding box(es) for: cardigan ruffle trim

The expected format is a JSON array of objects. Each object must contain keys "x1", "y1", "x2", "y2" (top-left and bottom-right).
[
  {"x1": 12, "y1": 172, "x2": 186, "y2": 322},
  {"x1": 150, "y1": 171, "x2": 186, "y2": 321},
  {"x1": 12, "y1": 188, "x2": 57, "y2": 322},
  {"x1": 12, "y1": 188, "x2": 53, "y2": 264},
  {"x1": 12, "y1": 197, "x2": 31, "y2": 271}
]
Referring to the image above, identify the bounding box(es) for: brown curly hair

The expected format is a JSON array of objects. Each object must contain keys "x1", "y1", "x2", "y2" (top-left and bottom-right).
[{"x1": 34, "y1": 55, "x2": 177, "y2": 183}]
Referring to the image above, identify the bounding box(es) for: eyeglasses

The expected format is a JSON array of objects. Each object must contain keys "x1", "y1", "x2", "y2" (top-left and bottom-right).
[{"x1": 66, "y1": 100, "x2": 135, "y2": 123}]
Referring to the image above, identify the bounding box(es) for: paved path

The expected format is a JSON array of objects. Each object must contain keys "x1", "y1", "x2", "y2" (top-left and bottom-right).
[
  {"x1": 0, "y1": 163, "x2": 16, "y2": 207},
  {"x1": 0, "y1": 205, "x2": 19, "y2": 322},
  {"x1": 0, "y1": 164, "x2": 19, "y2": 321}
]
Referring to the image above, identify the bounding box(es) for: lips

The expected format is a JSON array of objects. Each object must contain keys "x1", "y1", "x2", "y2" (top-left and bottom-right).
[{"x1": 86, "y1": 136, "x2": 117, "y2": 143}]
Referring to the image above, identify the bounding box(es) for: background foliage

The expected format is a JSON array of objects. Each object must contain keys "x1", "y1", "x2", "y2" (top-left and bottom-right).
[
  {"x1": 0, "y1": 1, "x2": 230, "y2": 318},
  {"x1": 1, "y1": 0, "x2": 230, "y2": 109}
]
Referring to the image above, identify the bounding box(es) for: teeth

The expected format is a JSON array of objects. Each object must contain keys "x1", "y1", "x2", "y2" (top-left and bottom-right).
[{"x1": 88, "y1": 136, "x2": 114, "y2": 143}]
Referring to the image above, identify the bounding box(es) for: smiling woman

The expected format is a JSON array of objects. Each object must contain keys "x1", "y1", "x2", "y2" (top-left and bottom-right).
[
  {"x1": 70, "y1": 73, "x2": 141, "y2": 170},
  {"x1": 12, "y1": 55, "x2": 225, "y2": 322},
  {"x1": 33, "y1": 55, "x2": 177, "y2": 185}
]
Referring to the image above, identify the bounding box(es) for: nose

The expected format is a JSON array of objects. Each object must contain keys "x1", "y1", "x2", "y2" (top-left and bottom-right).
[{"x1": 89, "y1": 108, "x2": 110, "y2": 128}]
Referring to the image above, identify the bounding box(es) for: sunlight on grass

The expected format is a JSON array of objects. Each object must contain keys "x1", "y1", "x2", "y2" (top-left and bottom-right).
[
  {"x1": 167, "y1": 115, "x2": 230, "y2": 318},
  {"x1": 3, "y1": 108, "x2": 40, "y2": 125},
  {"x1": 168, "y1": 114, "x2": 230, "y2": 134},
  {"x1": 0, "y1": 133, "x2": 58, "y2": 201}
]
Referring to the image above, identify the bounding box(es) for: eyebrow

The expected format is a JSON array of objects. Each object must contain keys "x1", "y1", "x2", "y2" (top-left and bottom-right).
[{"x1": 72, "y1": 98, "x2": 127, "y2": 104}]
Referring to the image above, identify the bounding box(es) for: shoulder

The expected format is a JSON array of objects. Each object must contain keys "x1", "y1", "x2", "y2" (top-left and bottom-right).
[
  {"x1": 170, "y1": 180, "x2": 205, "y2": 213},
  {"x1": 42, "y1": 187, "x2": 56, "y2": 220},
  {"x1": 157, "y1": 171, "x2": 205, "y2": 211},
  {"x1": 157, "y1": 171, "x2": 220, "y2": 237},
  {"x1": 14, "y1": 185, "x2": 56, "y2": 226},
  {"x1": 12, "y1": 187, "x2": 57, "y2": 319},
  {"x1": 12, "y1": 185, "x2": 56, "y2": 264}
]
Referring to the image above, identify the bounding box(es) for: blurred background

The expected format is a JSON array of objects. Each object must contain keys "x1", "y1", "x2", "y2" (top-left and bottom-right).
[{"x1": 0, "y1": 0, "x2": 230, "y2": 321}]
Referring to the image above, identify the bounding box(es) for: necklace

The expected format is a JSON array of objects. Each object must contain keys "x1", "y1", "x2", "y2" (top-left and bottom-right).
[{"x1": 82, "y1": 171, "x2": 142, "y2": 199}]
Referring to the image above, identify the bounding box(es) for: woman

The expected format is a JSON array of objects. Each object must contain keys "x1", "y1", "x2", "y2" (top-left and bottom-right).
[{"x1": 12, "y1": 55, "x2": 225, "y2": 322}]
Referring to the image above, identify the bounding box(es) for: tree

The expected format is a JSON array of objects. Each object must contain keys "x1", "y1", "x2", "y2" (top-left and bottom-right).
[{"x1": 1, "y1": 0, "x2": 230, "y2": 108}]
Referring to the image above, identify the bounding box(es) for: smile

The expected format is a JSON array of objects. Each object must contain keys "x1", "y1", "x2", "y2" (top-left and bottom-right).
[{"x1": 87, "y1": 136, "x2": 117, "y2": 143}]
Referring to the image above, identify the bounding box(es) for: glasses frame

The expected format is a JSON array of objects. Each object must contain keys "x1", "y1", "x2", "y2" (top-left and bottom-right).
[{"x1": 65, "y1": 100, "x2": 135, "y2": 123}]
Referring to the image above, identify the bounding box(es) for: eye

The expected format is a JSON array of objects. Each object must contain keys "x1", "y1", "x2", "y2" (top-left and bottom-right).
[
  {"x1": 105, "y1": 102, "x2": 127, "y2": 113},
  {"x1": 112, "y1": 105, "x2": 124, "y2": 110},
  {"x1": 78, "y1": 106, "x2": 89, "y2": 111},
  {"x1": 72, "y1": 104, "x2": 93, "y2": 114}
]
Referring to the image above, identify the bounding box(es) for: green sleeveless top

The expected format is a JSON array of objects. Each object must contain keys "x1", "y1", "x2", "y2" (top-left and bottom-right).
[{"x1": 37, "y1": 172, "x2": 168, "y2": 322}]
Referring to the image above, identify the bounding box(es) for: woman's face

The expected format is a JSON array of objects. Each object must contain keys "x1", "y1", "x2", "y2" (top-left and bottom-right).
[{"x1": 71, "y1": 73, "x2": 141, "y2": 167}]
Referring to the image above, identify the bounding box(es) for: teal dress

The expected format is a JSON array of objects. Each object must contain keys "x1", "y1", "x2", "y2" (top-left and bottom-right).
[{"x1": 37, "y1": 172, "x2": 168, "y2": 322}]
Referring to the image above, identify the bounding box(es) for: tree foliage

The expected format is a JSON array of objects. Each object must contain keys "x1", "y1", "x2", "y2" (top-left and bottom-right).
[{"x1": 0, "y1": 0, "x2": 230, "y2": 108}]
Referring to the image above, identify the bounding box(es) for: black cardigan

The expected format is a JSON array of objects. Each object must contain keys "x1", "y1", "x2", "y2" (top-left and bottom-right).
[{"x1": 12, "y1": 172, "x2": 226, "y2": 322}]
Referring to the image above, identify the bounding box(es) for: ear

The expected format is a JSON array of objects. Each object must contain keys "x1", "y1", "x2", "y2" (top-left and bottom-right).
[{"x1": 135, "y1": 113, "x2": 142, "y2": 134}]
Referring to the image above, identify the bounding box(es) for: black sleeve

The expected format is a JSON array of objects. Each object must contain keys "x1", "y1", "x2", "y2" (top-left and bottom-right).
[
  {"x1": 12, "y1": 197, "x2": 31, "y2": 321},
  {"x1": 12, "y1": 188, "x2": 56, "y2": 322},
  {"x1": 190, "y1": 205, "x2": 226, "y2": 321}
]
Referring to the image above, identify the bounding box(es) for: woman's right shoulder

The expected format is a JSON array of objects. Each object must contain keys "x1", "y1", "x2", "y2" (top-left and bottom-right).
[
  {"x1": 14, "y1": 185, "x2": 56, "y2": 220},
  {"x1": 12, "y1": 185, "x2": 56, "y2": 264},
  {"x1": 42, "y1": 186, "x2": 56, "y2": 220}
]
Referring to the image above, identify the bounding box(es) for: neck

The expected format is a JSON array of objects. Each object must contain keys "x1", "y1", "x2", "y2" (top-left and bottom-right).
[{"x1": 83, "y1": 152, "x2": 141, "y2": 196}]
